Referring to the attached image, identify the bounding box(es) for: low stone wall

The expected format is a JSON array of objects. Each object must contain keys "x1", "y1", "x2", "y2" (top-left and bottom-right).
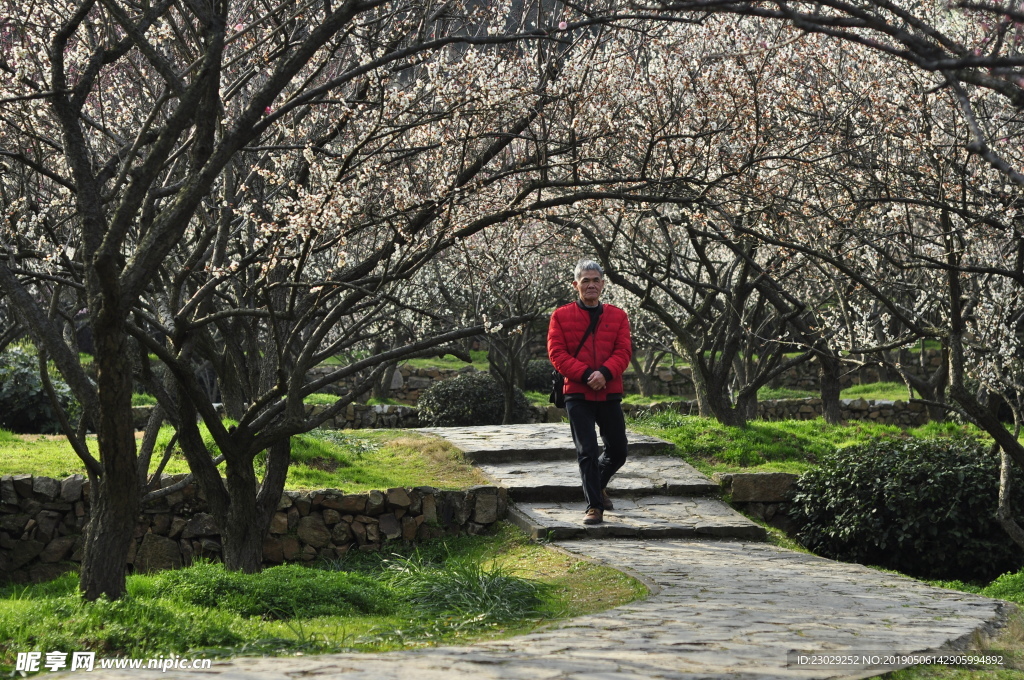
[
  {"x1": 0, "y1": 473, "x2": 508, "y2": 584},
  {"x1": 606, "y1": 397, "x2": 929, "y2": 427},
  {"x1": 716, "y1": 472, "x2": 800, "y2": 534}
]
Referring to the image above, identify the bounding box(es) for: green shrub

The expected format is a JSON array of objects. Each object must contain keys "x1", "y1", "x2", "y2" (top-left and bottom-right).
[
  {"x1": 524, "y1": 360, "x2": 554, "y2": 391},
  {"x1": 0, "y1": 346, "x2": 81, "y2": 434},
  {"x1": 417, "y1": 372, "x2": 531, "y2": 426},
  {"x1": 150, "y1": 562, "x2": 396, "y2": 619},
  {"x1": 790, "y1": 437, "x2": 1024, "y2": 581}
]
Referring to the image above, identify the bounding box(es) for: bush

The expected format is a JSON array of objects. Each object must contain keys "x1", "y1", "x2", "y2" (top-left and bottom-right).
[
  {"x1": 0, "y1": 346, "x2": 81, "y2": 434},
  {"x1": 417, "y1": 372, "x2": 532, "y2": 426},
  {"x1": 790, "y1": 437, "x2": 1024, "y2": 581},
  {"x1": 524, "y1": 359, "x2": 554, "y2": 391}
]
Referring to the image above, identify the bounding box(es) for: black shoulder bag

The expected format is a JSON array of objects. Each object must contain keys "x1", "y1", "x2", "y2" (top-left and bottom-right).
[{"x1": 549, "y1": 308, "x2": 602, "y2": 409}]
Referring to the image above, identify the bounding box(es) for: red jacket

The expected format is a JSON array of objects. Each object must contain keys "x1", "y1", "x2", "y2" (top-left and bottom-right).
[{"x1": 548, "y1": 301, "x2": 632, "y2": 401}]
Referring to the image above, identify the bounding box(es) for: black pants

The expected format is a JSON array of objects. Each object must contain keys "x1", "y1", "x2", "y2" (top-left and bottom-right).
[{"x1": 565, "y1": 399, "x2": 629, "y2": 511}]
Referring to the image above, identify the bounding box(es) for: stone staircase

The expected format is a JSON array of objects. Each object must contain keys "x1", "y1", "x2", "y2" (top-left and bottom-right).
[{"x1": 420, "y1": 424, "x2": 767, "y2": 541}]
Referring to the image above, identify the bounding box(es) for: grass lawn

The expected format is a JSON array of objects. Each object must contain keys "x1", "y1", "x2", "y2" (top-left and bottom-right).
[
  {"x1": 0, "y1": 427, "x2": 488, "y2": 492},
  {"x1": 628, "y1": 412, "x2": 991, "y2": 476},
  {"x1": 0, "y1": 524, "x2": 646, "y2": 669},
  {"x1": 320, "y1": 350, "x2": 490, "y2": 372}
]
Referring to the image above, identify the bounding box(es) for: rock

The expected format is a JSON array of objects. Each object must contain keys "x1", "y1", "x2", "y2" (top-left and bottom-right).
[
  {"x1": 38, "y1": 535, "x2": 78, "y2": 563},
  {"x1": 470, "y1": 486, "x2": 499, "y2": 524},
  {"x1": 320, "y1": 491, "x2": 345, "y2": 510},
  {"x1": 269, "y1": 512, "x2": 289, "y2": 535},
  {"x1": 169, "y1": 516, "x2": 188, "y2": 538},
  {"x1": 281, "y1": 536, "x2": 301, "y2": 561},
  {"x1": 365, "y1": 490, "x2": 386, "y2": 516},
  {"x1": 386, "y1": 488, "x2": 411, "y2": 510},
  {"x1": 340, "y1": 494, "x2": 366, "y2": 514},
  {"x1": 421, "y1": 493, "x2": 437, "y2": 524},
  {"x1": 300, "y1": 544, "x2": 317, "y2": 561},
  {"x1": 401, "y1": 516, "x2": 418, "y2": 541},
  {"x1": 32, "y1": 476, "x2": 60, "y2": 501},
  {"x1": 60, "y1": 475, "x2": 86, "y2": 503},
  {"x1": 179, "y1": 539, "x2": 194, "y2": 565},
  {"x1": 134, "y1": 534, "x2": 182, "y2": 573},
  {"x1": 30, "y1": 563, "x2": 74, "y2": 583},
  {"x1": 10, "y1": 539, "x2": 45, "y2": 570},
  {"x1": 0, "y1": 513, "x2": 29, "y2": 534},
  {"x1": 11, "y1": 474, "x2": 33, "y2": 498},
  {"x1": 200, "y1": 538, "x2": 222, "y2": 553},
  {"x1": 729, "y1": 473, "x2": 799, "y2": 503},
  {"x1": 263, "y1": 536, "x2": 284, "y2": 563},
  {"x1": 277, "y1": 493, "x2": 294, "y2": 510},
  {"x1": 466, "y1": 522, "x2": 486, "y2": 535},
  {"x1": 33, "y1": 511, "x2": 63, "y2": 543},
  {"x1": 331, "y1": 522, "x2": 353, "y2": 544},
  {"x1": 378, "y1": 513, "x2": 402, "y2": 540},
  {"x1": 1, "y1": 476, "x2": 18, "y2": 505},
  {"x1": 181, "y1": 513, "x2": 219, "y2": 539},
  {"x1": 297, "y1": 515, "x2": 331, "y2": 548},
  {"x1": 151, "y1": 513, "x2": 172, "y2": 536},
  {"x1": 287, "y1": 506, "x2": 300, "y2": 531},
  {"x1": 351, "y1": 521, "x2": 367, "y2": 545},
  {"x1": 366, "y1": 523, "x2": 380, "y2": 543},
  {"x1": 323, "y1": 509, "x2": 341, "y2": 525},
  {"x1": 293, "y1": 493, "x2": 312, "y2": 516}
]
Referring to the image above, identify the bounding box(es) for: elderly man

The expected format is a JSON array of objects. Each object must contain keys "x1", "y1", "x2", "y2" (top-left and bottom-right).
[{"x1": 547, "y1": 259, "x2": 632, "y2": 525}]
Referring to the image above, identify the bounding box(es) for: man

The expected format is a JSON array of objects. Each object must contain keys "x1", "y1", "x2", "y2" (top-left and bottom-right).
[{"x1": 547, "y1": 259, "x2": 632, "y2": 525}]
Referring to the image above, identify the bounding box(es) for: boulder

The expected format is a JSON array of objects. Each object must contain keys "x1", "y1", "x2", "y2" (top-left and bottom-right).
[
  {"x1": 297, "y1": 515, "x2": 331, "y2": 548},
  {"x1": 134, "y1": 534, "x2": 182, "y2": 573},
  {"x1": 378, "y1": 513, "x2": 402, "y2": 540},
  {"x1": 32, "y1": 476, "x2": 60, "y2": 501},
  {"x1": 728, "y1": 473, "x2": 799, "y2": 503},
  {"x1": 60, "y1": 475, "x2": 86, "y2": 503},
  {"x1": 181, "y1": 513, "x2": 219, "y2": 539}
]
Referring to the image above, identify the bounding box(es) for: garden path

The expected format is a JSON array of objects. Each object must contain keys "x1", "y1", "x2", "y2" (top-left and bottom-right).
[{"x1": 74, "y1": 423, "x2": 1009, "y2": 680}]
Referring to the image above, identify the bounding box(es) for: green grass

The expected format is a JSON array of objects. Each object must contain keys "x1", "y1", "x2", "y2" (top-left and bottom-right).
[
  {"x1": 131, "y1": 392, "x2": 158, "y2": 407},
  {"x1": 0, "y1": 428, "x2": 488, "y2": 492},
  {"x1": 880, "y1": 572, "x2": 1024, "y2": 679},
  {"x1": 627, "y1": 412, "x2": 993, "y2": 475},
  {"x1": 0, "y1": 525, "x2": 645, "y2": 667},
  {"x1": 321, "y1": 351, "x2": 490, "y2": 371},
  {"x1": 841, "y1": 381, "x2": 914, "y2": 401}
]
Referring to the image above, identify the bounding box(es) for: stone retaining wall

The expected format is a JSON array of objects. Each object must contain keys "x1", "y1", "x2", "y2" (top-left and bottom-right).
[
  {"x1": 308, "y1": 351, "x2": 944, "y2": 404},
  {"x1": 0, "y1": 473, "x2": 508, "y2": 584},
  {"x1": 610, "y1": 397, "x2": 930, "y2": 427}
]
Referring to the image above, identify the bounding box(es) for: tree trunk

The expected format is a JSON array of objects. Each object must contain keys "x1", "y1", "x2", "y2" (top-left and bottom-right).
[
  {"x1": 630, "y1": 354, "x2": 656, "y2": 397},
  {"x1": 79, "y1": 319, "x2": 139, "y2": 601},
  {"x1": 819, "y1": 354, "x2": 843, "y2": 425},
  {"x1": 221, "y1": 439, "x2": 289, "y2": 572}
]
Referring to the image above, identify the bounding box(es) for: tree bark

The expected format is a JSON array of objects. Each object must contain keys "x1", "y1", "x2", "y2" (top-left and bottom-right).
[
  {"x1": 79, "y1": 319, "x2": 139, "y2": 600},
  {"x1": 819, "y1": 354, "x2": 844, "y2": 425}
]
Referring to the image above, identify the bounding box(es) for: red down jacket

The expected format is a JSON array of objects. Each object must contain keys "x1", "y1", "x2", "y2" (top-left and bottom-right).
[{"x1": 547, "y1": 301, "x2": 632, "y2": 401}]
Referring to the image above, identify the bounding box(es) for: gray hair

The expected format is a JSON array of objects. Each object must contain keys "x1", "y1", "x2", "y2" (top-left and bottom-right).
[{"x1": 574, "y1": 259, "x2": 603, "y2": 281}]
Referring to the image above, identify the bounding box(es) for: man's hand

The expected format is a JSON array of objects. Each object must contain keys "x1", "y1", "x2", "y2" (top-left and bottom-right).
[{"x1": 587, "y1": 371, "x2": 607, "y2": 390}]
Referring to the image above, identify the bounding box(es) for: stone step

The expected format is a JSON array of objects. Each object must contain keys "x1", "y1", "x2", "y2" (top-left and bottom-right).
[
  {"x1": 477, "y1": 454, "x2": 718, "y2": 502},
  {"x1": 509, "y1": 496, "x2": 768, "y2": 541},
  {"x1": 418, "y1": 423, "x2": 673, "y2": 464}
]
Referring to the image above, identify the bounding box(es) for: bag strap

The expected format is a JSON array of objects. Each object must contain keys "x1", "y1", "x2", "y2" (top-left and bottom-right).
[{"x1": 571, "y1": 305, "x2": 603, "y2": 358}]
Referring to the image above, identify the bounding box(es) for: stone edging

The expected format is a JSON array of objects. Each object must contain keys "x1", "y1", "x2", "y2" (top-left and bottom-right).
[{"x1": 0, "y1": 473, "x2": 508, "y2": 583}]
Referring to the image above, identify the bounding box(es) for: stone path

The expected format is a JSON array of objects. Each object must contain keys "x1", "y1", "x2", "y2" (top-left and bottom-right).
[{"x1": 68, "y1": 423, "x2": 1012, "y2": 679}]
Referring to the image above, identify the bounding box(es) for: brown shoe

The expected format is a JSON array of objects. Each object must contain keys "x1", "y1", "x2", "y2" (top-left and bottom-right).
[
  {"x1": 583, "y1": 507, "x2": 604, "y2": 525},
  {"x1": 602, "y1": 489, "x2": 614, "y2": 511}
]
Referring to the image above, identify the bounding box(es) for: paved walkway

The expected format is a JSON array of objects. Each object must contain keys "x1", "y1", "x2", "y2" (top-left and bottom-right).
[{"x1": 71, "y1": 424, "x2": 1011, "y2": 679}]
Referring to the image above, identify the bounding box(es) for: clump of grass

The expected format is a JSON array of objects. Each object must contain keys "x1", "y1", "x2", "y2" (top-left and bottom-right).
[
  {"x1": 758, "y1": 386, "x2": 818, "y2": 400},
  {"x1": 150, "y1": 562, "x2": 396, "y2": 619},
  {"x1": 384, "y1": 553, "x2": 547, "y2": 623}
]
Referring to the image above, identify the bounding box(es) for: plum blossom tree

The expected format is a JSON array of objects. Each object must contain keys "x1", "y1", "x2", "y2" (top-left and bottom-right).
[{"x1": 0, "y1": 0, "x2": 619, "y2": 598}]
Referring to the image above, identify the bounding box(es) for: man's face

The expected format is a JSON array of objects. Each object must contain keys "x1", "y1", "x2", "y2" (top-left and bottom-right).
[{"x1": 572, "y1": 270, "x2": 604, "y2": 306}]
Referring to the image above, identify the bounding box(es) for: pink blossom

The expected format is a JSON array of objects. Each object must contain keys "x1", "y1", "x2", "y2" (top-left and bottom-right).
[
  {"x1": 558, "y1": 21, "x2": 568, "y2": 30},
  {"x1": 264, "y1": 106, "x2": 272, "y2": 115}
]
